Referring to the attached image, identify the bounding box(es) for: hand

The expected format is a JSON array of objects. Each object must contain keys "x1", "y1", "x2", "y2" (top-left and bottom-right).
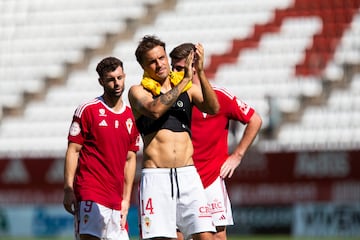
[
  {"x1": 120, "y1": 200, "x2": 130, "y2": 229},
  {"x1": 63, "y1": 188, "x2": 77, "y2": 215},
  {"x1": 193, "y1": 43, "x2": 204, "y2": 72},
  {"x1": 183, "y1": 50, "x2": 194, "y2": 82},
  {"x1": 220, "y1": 154, "x2": 242, "y2": 178}
]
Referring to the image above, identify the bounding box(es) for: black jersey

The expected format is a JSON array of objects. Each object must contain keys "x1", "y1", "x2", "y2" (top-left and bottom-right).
[{"x1": 136, "y1": 92, "x2": 192, "y2": 136}]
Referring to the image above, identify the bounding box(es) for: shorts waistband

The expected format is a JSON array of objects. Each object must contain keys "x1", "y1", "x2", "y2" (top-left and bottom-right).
[{"x1": 141, "y1": 165, "x2": 195, "y2": 174}]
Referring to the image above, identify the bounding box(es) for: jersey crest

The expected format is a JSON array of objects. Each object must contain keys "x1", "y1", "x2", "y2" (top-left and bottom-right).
[{"x1": 126, "y1": 118, "x2": 133, "y2": 134}]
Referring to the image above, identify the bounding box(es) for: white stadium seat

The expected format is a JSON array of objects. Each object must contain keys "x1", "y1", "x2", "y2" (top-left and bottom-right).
[{"x1": 1, "y1": 0, "x2": 360, "y2": 156}]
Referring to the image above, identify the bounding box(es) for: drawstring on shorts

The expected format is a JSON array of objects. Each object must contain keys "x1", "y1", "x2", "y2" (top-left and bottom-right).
[{"x1": 169, "y1": 168, "x2": 180, "y2": 199}]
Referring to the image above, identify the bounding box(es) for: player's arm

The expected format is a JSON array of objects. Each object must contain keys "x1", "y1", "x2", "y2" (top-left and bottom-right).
[
  {"x1": 220, "y1": 111, "x2": 262, "y2": 178},
  {"x1": 63, "y1": 142, "x2": 82, "y2": 215},
  {"x1": 128, "y1": 54, "x2": 194, "y2": 120},
  {"x1": 121, "y1": 151, "x2": 137, "y2": 228},
  {"x1": 128, "y1": 84, "x2": 178, "y2": 119},
  {"x1": 191, "y1": 43, "x2": 219, "y2": 114}
]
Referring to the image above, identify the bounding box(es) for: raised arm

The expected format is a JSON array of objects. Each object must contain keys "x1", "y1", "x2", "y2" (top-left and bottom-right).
[
  {"x1": 191, "y1": 44, "x2": 219, "y2": 114},
  {"x1": 128, "y1": 52, "x2": 194, "y2": 119}
]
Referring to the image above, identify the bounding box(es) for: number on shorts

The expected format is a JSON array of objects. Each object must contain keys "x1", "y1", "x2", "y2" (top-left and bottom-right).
[
  {"x1": 141, "y1": 198, "x2": 154, "y2": 215},
  {"x1": 84, "y1": 201, "x2": 93, "y2": 213}
]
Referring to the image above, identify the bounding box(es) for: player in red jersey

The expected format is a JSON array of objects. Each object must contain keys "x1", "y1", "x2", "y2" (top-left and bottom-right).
[
  {"x1": 170, "y1": 43, "x2": 262, "y2": 240},
  {"x1": 63, "y1": 57, "x2": 140, "y2": 240}
]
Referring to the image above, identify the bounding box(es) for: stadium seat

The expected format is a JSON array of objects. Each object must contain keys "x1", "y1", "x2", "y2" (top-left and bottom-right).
[{"x1": 1, "y1": 0, "x2": 360, "y2": 156}]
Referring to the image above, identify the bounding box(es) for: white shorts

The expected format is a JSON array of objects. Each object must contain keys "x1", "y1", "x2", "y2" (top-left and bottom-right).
[
  {"x1": 75, "y1": 201, "x2": 129, "y2": 240},
  {"x1": 139, "y1": 166, "x2": 215, "y2": 239},
  {"x1": 205, "y1": 177, "x2": 234, "y2": 226}
]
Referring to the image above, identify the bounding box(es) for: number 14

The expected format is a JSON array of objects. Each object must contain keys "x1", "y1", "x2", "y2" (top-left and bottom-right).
[{"x1": 140, "y1": 198, "x2": 154, "y2": 215}]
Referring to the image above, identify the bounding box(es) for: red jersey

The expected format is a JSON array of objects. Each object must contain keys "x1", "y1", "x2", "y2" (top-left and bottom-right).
[
  {"x1": 191, "y1": 87, "x2": 254, "y2": 188},
  {"x1": 68, "y1": 97, "x2": 140, "y2": 210}
]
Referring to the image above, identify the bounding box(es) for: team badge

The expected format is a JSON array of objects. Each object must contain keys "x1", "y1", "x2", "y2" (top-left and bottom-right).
[
  {"x1": 176, "y1": 100, "x2": 183, "y2": 108},
  {"x1": 144, "y1": 216, "x2": 151, "y2": 231},
  {"x1": 126, "y1": 118, "x2": 133, "y2": 133},
  {"x1": 83, "y1": 214, "x2": 89, "y2": 224}
]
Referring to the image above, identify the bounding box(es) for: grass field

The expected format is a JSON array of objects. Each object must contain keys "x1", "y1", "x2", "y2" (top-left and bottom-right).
[{"x1": 4, "y1": 236, "x2": 360, "y2": 240}]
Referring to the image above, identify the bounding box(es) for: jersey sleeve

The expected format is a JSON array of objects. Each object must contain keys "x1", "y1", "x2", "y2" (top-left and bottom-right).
[
  {"x1": 127, "y1": 107, "x2": 141, "y2": 153},
  {"x1": 67, "y1": 105, "x2": 89, "y2": 145},
  {"x1": 215, "y1": 87, "x2": 254, "y2": 124},
  {"x1": 129, "y1": 123, "x2": 140, "y2": 152}
]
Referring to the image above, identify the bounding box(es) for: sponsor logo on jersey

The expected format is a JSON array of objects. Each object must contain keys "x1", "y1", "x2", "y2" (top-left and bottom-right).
[{"x1": 99, "y1": 119, "x2": 108, "y2": 127}]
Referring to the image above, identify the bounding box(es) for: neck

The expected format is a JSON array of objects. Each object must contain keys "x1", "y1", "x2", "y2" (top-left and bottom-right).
[
  {"x1": 160, "y1": 78, "x2": 172, "y2": 92},
  {"x1": 102, "y1": 94, "x2": 123, "y2": 111}
]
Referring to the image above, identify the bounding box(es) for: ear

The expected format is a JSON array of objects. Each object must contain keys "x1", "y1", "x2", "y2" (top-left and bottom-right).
[{"x1": 98, "y1": 78, "x2": 104, "y2": 86}]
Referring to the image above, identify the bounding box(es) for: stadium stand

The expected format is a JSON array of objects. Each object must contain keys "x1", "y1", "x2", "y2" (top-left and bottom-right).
[
  {"x1": 0, "y1": 0, "x2": 360, "y2": 157},
  {"x1": 0, "y1": 0, "x2": 168, "y2": 157}
]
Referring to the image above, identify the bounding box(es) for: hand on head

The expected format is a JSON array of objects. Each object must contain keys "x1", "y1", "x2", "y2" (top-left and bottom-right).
[
  {"x1": 193, "y1": 43, "x2": 204, "y2": 72},
  {"x1": 184, "y1": 50, "x2": 194, "y2": 81}
]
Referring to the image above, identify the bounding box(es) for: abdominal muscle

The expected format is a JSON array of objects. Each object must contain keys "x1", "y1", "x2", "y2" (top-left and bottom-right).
[{"x1": 142, "y1": 129, "x2": 194, "y2": 168}]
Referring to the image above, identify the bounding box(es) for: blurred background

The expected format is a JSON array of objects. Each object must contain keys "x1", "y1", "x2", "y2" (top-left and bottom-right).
[{"x1": 0, "y1": 0, "x2": 359, "y2": 238}]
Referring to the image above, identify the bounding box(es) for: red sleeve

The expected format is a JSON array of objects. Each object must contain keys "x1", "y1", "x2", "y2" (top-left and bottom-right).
[
  {"x1": 67, "y1": 108, "x2": 88, "y2": 145},
  {"x1": 215, "y1": 87, "x2": 254, "y2": 123},
  {"x1": 128, "y1": 113, "x2": 140, "y2": 153}
]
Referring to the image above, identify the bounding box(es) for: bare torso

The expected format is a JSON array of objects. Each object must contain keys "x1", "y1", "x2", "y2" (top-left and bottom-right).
[{"x1": 142, "y1": 129, "x2": 194, "y2": 168}]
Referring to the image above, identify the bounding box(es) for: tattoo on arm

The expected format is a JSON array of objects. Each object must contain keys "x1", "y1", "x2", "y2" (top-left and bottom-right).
[{"x1": 159, "y1": 87, "x2": 179, "y2": 105}]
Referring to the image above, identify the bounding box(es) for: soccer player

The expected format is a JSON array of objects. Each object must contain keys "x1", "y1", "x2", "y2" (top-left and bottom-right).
[
  {"x1": 63, "y1": 57, "x2": 140, "y2": 240},
  {"x1": 128, "y1": 35, "x2": 219, "y2": 240},
  {"x1": 170, "y1": 43, "x2": 262, "y2": 240}
]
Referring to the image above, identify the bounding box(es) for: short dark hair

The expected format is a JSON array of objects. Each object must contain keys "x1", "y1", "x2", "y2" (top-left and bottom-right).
[
  {"x1": 135, "y1": 35, "x2": 166, "y2": 65},
  {"x1": 169, "y1": 43, "x2": 195, "y2": 60},
  {"x1": 96, "y1": 57, "x2": 123, "y2": 79}
]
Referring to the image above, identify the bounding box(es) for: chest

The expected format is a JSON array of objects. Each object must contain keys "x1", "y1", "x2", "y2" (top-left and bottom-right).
[{"x1": 86, "y1": 108, "x2": 135, "y2": 139}]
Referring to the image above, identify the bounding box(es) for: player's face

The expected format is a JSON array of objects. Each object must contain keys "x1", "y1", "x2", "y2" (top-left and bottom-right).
[
  {"x1": 100, "y1": 66, "x2": 126, "y2": 97},
  {"x1": 141, "y1": 46, "x2": 170, "y2": 82},
  {"x1": 171, "y1": 58, "x2": 186, "y2": 72},
  {"x1": 171, "y1": 57, "x2": 199, "y2": 84}
]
